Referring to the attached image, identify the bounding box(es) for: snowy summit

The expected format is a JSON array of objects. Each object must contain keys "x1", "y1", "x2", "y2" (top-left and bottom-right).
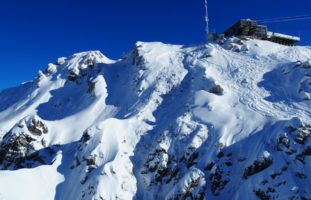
[{"x1": 0, "y1": 38, "x2": 311, "y2": 200}]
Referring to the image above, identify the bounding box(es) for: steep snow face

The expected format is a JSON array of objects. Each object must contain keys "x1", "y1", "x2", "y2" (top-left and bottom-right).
[
  {"x1": 0, "y1": 51, "x2": 115, "y2": 144},
  {"x1": 0, "y1": 40, "x2": 311, "y2": 200}
]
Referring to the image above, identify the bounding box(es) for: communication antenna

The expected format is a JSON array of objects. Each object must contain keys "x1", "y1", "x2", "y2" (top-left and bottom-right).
[{"x1": 204, "y1": 0, "x2": 209, "y2": 43}]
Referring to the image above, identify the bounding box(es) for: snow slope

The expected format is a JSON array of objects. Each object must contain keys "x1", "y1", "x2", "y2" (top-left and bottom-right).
[{"x1": 0, "y1": 38, "x2": 310, "y2": 200}]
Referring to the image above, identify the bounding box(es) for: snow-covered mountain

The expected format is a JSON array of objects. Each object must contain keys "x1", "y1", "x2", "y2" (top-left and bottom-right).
[{"x1": 0, "y1": 38, "x2": 310, "y2": 200}]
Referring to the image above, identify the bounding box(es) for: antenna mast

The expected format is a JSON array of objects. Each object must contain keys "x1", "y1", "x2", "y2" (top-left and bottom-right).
[{"x1": 204, "y1": 0, "x2": 209, "y2": 43}]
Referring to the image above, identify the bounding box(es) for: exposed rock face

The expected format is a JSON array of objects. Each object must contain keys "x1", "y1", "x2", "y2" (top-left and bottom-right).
[
  {"x1": 166, "y1": 168, "x2": 206, "y2": 200},
  {"x1": 130, "y1": 43, "x2": 146, "y2": 66},
  {"x1": 65, "y1": 121, "x2": 135, "y2": 200},
  {"x1": 64, "y1": 129, "x2": 102, "y2": 199},
  {"x1": 27, "y1": 117, "x2": 48, "y2": 136},
  {"x1": 247, "y1": 119, "x2": 311, "y2": 200},
  {"x1": 210, "y1": 166, "x2": 229, "y2": 196},
  {"x1": 294, "y1": 124, "x2": 311, "y2": 145},
  {"x1": 67, "y1": 67, "x2": 80, "y2": 82},
  {"x1": 142, "y1": 147, "x2": 169, "y2": 183},
  {"x1": 0, "y1": 116, "x2": 49, "y2": 170},
  {"x1": 243, "y1": 158, "x2": 273, "y2": 179},
  {"x1": 136, "y1": 118, "x2": 311, "y2": 199},
  {"x1": 135, "y1": 113, "x2": 209, "y2": 199},
  {"x1": 73, "y1": 130, "x2": 99, "y2": 174}
]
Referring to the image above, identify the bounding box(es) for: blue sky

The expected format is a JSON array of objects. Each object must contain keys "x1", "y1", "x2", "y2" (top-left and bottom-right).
[{"x1": 0, "y1": 0, "x2": 310, "y2": 90}]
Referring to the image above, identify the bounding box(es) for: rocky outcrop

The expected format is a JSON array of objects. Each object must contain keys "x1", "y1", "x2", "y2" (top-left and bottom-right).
[
  {"x1": 136, "y1": 114, "x2": 210, "y2": 199},
  {"x1": 67, "y1": 67, "x2": 80, "y2": 82},
  {"x1": 73, "y1": 130, "x2": 99, "y2": 175},
  {"x1": 293, "y1": 124, "x2": 311, "y2": 145},
  {"x1": 166, "y1": 168, "x2": 206, "y2": 200},
  {"x1": 0, "y1": 116, "x2": 49, "y2": 170},
  {"x1": 210, "y1": 166, "x2": 230, "y2": 196},
  {"x1": 129, "y1": 43, "x2": 146, "y2": 67},
  {"x1": 243, "y1": 157, "x2": 273, "y2": 179},
  {"x1": 296, "y1": 146, "x2": 311, "y2": 164},
  {"x1": 220, "y1": 37, "x2": 249, "y2": 53},
  {"x1": 27, "y1": 117, "x2": 48, "y2": 136},
  {"x1": 209, "y1": 84, "x2": 224, "y2": 95}
]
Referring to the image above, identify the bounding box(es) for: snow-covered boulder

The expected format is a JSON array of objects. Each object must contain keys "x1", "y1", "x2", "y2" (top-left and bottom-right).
[
  {"x1": 205, "y1": 46, "x2": 216, "y2": 57},
  {"x1": 45, "y1": 63, "x2": 57, "y2": 75},
  {"x1": 57, "y1": 57, "x2": 66, "y2": 65}
]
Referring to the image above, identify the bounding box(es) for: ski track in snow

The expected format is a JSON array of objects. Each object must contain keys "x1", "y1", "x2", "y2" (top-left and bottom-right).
[{"x1": 214, "y1": 44, "x2": 310, "y2": 121}]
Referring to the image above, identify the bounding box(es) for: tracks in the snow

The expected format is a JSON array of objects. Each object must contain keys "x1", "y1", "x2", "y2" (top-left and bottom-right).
[{"x1": 215, "y1": 46, "x2": 309, "y2": 121}]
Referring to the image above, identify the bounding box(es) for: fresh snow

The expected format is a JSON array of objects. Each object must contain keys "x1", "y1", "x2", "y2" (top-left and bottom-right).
[
  {"x1": 0, "y1": 153, "x2": 64, "y2": 200},
  {"x1": 0, "y1": 38, "x2": 310, "y2": 200}
]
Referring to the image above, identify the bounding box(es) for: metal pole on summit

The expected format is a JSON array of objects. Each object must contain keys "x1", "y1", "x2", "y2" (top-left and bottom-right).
[{"x1": 205, "y1": 0, "x2": 209, "y2": 44}]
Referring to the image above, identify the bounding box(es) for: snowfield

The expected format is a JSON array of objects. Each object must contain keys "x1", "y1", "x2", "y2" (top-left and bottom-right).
[{"x1": 0, "y1": 38, "x2": 310, "y2": 200}]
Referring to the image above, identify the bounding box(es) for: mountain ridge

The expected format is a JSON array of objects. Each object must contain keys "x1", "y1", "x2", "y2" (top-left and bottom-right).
[{"x1": 0, "y1": 39, "x2": 310, "y2": 200}]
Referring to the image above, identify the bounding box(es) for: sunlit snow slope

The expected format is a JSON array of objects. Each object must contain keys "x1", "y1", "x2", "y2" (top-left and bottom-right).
[{"x1": 0, "y1": 38, "x2": 310, "y2": 200}]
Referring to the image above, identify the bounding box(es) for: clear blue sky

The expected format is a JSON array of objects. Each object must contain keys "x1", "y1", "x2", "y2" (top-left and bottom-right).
[{"x1": 0, "y1": 0, "x2": 310, "y2": 90}]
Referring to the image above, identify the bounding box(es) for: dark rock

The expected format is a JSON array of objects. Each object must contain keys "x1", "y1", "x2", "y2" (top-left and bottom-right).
[
  {"x1": 210, "y1": 167, "x2": 229, "y2": 196},
  {"x1": 217, "y1": 151, "x2": 225, "y2": 159},
  {"x1": 296, "y1": 146, "x2": 311, "y2": 164},
  {"x1": 85, "y1": 156, "x2": 96, "y2": 166},
  {"x1": 87, "y1": 81, "x2": 96, "y2": 93},
  {"x1": 169, "y1": 171, "x2": 206, "y2": 200},
  {"x1": 295, "y1": 172, "x2": 307, "y2": 179},
  {"x1": 276, "y1": 181, "x2": 286, "y2": 187},
  {"x1": 281, "y1": 166, "x2": 288, "y2": 172},
  {"x1": 243, "y1": 158, "x2": 273, "y2": 179},
  {"x1": 276, "y1": 135, "x2": 290, "y2": 150},
  {"x1": 261, "y1": 180, "x2": 268, "y2": 185},
  {"x1": 143, "y1": 147, "x2": 169, "y2": 182},
  {"x1": 205, "y1": 162, "x2": 215, "y2": 171},
  {"x1": 186, "y1": 152, "x2": 199, "y2": 168},
  {"x1": 238, "y1": 157, "x2": 247, "y2": 162},
  {"x1": 254, "y1": 189, "x2": 271, "y2": 200},
  {"x1": 80, "y1": 176, "x2": 88, "y2": 184},
  {"x1": 295, "y1": 126, "x2": 311, "y2": 145},
  {"x1": 225, "y1": 162, "x2": 233, "y2": 167},
  {"x1": 209, "y1": 85, "x2": 224, "y2": 95},
  {"x1": 67, "y1": 69, "x2": 79, "y2": 82},
  {"x1": 155, "y1": 166, "x2": 169, "y2": 183},
  {"x1": 166, "y1": 167, "x2": 180, "y2": 184},
  {"x1": 82, "y1": 131, "x2": 91, "y2": 143},
  {"x1": 131, "y1": 46, "x2": 145, "y2": 66},
  {"x1": 27, "y1": 118, "x2": 48, "y2": 136},
  {"x1": 0, "y1": 132, "x2": 42, "y2": 169},
  {"x1": 85, "y1": 59, "x2": 94, "y2": 68},
  {"x1": 0, "y1": 117, "x2": 49, "y2": 170},
  {"x1": 270, "y1": 171, "x2": 282, "y2": 179}
]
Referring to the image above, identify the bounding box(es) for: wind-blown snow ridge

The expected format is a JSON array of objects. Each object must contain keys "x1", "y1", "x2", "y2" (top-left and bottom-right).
[{"x1": 0, "y1": 39, "x2": 310, "y2": 200}]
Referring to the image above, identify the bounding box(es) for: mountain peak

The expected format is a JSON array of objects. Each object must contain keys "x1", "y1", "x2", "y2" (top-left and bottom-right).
[{"x1": 0, "y1": 39, "x2": 311, "y2": 200}]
